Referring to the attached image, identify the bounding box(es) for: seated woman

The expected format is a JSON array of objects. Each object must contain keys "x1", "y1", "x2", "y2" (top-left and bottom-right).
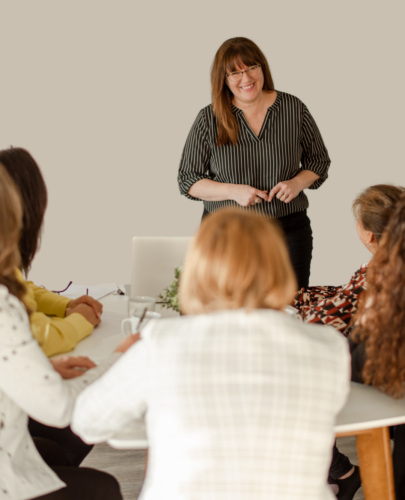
[
  {"x1": 72, "y1": 208, "x2": 350, "y2": 500},
  {"x1": 0, "y1": 147, "x2": 107, "y2": 466},
  {"x1": 350, "y1": 192, "x2": 405, "y2": 499},
  {"x1": 0, "y1": 147, "x2": 103, "y2": 358},
  {"x1": 0, "y1": 163, "x2": 138, "y2": 500},
  {"x1": 294, "y1": 184, "x2": 404, "y2": 336}
]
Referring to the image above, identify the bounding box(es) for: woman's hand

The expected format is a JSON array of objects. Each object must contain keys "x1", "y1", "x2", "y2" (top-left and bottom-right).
[
  {"x1": 66, "y1": 295, "x2": 103, "y2": 319},
  {"x1": 268, "y1": 178, "x2": 301, "y2": 204},
  {"x1": 268, "y1": 170, "x2": 320, "y2": 204},
  {"x1": 66, "y1": 303, "x2": 101, "y2": 327},
  {"x1": 114, "y1": 333, "x2": 140, "y2": 353},
  {"x1": 229, "y1": 185, "x2": 268, "y2": 207},
  {"x1": 51, "y1": 356, "x2": 97, "y2": 379}
]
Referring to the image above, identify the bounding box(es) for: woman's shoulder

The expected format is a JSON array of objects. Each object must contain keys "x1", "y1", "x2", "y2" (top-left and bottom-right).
[
  {"x1": 0, "y1": 284, "x2": 25, "y2": 311},
  {"x1": 187, "y1": 105, "x2": 216, "y2": 138},
  {"x1": 276, "y1": 90, "x2": 305, "y2": 106},
  {"x1": 274, "y1": 91, "x2": 310, "y2": 118},
  {"x1": 0, "y1": 284, "x2": 31, "y2": 344},
  {"x1": 195, "y1": 104, "x2": 215, "y2": 124}
]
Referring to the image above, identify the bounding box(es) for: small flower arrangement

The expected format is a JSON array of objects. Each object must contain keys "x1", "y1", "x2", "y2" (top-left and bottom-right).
[{"x1": 158, "y1": 267, "x2": 181, "y2": 313}]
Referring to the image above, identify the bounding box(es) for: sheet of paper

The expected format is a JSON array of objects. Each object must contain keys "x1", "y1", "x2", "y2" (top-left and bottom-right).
[{"x1": 60, "y1": 283, "x2": 118, "y2": 300}]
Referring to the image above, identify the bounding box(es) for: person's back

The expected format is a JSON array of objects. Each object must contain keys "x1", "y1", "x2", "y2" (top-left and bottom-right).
[
  {"x1": 74, "y1": 309, "x2": 349, "y2": 500},
  {"x1": 141, "y1": 310, "x2": 348, "y2": 500}
]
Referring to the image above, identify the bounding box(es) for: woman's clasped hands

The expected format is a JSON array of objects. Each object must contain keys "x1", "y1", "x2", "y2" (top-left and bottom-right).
[
  {"x1": 230, "y1": 177, "x2": 302, "y2": 207},
  {"x1": 231, "y1": 184, "x2": 268, "y2": 207},
  {"x1": 66, "y1": 295, "x2": 103, "y2": 327},
  {"x1": 268, "y1": 178, "x2": 302, "y2": 204}
]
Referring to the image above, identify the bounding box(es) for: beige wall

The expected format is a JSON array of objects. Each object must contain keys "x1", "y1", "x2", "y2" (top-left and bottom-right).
[{"x1": 1, "y1": 0, "x2": 404, "y2": 289}]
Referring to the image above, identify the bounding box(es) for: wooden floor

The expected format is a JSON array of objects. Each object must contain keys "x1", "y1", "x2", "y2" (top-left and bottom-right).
[{"x1": 82, "y1": 436, "x2": 364, "y2": 499}]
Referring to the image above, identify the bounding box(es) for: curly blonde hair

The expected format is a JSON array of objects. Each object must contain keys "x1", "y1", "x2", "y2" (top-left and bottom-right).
[{"x1": 354, "y1": 192, "x2": 405, "y2": 397}]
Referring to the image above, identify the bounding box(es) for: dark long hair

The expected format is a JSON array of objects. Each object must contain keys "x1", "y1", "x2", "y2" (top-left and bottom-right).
[
  {"x1": 211, "y1": 37, "x2": 275, "y2": 146},
  {"x1": 354, "y1": 192, "x2": 405, "y2": 397},
  {"x1": 0, "y1": 148, "x2": 48, "y2": 274},
  {"x1": 0, "y1": 163, "x2": 29, "y2": 308}
]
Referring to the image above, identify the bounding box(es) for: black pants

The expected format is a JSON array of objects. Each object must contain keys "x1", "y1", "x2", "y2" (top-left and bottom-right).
[
  {"x1": 392, "y1": 424, "x2": 405, "y2": 499},
  {"x1": 31, "y1": 437, "x2": 122, "y2": 500},
  {"x1": 330, "y1": 426, "x2": 405, "y2": 496},
  {"x1": 29, "y1": 418, "x2": 93, "y2": 467},
  {"x1": 277, "y1": 211, "x2": 313, "y2": 290},
  {"x1": 202, "y1": 208, "x2": 313, "y2": 290},
  {"x1": 329, "y1": 442, "x2": 353, "y2": 480}
]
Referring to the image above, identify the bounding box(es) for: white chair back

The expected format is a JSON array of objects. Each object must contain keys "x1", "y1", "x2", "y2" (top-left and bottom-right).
[{"x1": 130, "y1": 237, "x2": 192, "y2": 299}]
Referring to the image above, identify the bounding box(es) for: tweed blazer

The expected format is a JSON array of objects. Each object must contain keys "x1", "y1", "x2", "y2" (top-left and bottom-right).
[
  {"x1": 73, "y1": 309, "x2": 350, "y2": 500},
  {"x1": 0, "y1": 285, "x2": 120, "y2": 500}
]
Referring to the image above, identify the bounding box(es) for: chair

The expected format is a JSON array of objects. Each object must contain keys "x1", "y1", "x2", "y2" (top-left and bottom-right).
[{"x1": 130, "y1": 236, "x2": 192, "y2": 300}]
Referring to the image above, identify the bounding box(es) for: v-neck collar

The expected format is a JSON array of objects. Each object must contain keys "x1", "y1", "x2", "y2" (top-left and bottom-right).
[{"x1": 231, "y1": 91, "x2": 281, "y2": 142}]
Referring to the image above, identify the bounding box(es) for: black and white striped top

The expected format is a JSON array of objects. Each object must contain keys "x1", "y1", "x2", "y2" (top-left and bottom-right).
[{"x1": 178, "y1": 91, "x2": 331, "y2": 218}]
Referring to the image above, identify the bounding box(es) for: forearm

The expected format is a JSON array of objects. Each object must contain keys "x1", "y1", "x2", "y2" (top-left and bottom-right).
[
  {"x1": 26, "y1": 281, "x2": 70, "y2": 317},
  {"x1": 294, "y1": 170, "x2": 320, "y2": 191},
  {"x1": 30, "y1": 312, "x2": 93, "y2": 357},
  {"x1": 188, "y1": 179, "x2": 232, "y2": 201}
]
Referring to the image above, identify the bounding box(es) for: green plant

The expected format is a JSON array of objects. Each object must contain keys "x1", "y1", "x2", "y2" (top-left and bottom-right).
[{"x1": 158, "y1": 267, "x2": 181, "y2": 313}]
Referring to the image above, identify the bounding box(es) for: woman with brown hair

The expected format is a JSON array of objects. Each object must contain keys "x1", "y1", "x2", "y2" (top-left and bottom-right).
[
  {"x1": 72, "y1": 208, "x2": 350, "y2": 500},
  {"x1": 350, "y1": 192, "x2": 405, "y2": 498},
  {"x1": 0, "y1": 147, "x2": 114, "y2": 470},
  {"x1": 0, "y1": 147, "x2": 102, "y2": 358},
  {"x1": 294, "y1": 184, "x2": 404, "y2": 337},
  {"x1": 177, "y1": 36, "x2": 331, "y2": 289},
  {"x1": 0, "y1": 162, "x2": 138, "y2": 500}
]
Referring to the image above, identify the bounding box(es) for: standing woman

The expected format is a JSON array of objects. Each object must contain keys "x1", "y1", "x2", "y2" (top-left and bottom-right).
[{"x1": 178, "y1": 37, "x2": 331, "y2": 288}]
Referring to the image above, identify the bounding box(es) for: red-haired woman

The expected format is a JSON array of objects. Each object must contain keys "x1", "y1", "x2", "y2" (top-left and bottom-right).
[
  {"x1": 178, "y1": 37, "x2": 331, "y2": 289},
  {"x1": 350, "y1": 192, "x2": 405, "y2": 499}
]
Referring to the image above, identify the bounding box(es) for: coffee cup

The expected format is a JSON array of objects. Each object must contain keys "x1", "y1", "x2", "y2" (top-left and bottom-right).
[{"x1": 121, "y1": 311, "x2": 161, "y2": 336}]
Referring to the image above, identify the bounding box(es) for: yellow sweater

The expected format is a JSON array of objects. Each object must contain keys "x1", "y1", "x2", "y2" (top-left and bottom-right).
[{"x1": 16, "y1": 269, "x2": 94, "y2": 357}]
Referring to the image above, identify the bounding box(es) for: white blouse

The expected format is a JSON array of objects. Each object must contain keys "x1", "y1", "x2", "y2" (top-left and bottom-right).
[
  {"x1": 0, "y1": 285, "x2": 120, "y2": 500},
  {"x1": 73, "y1": 309, "x2": 350, "y2": 500}
]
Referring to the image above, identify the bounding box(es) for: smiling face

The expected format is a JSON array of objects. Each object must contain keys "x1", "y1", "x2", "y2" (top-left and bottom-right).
[{"x1": 226, "y1": 63, "x2": 264, "y2": 106}]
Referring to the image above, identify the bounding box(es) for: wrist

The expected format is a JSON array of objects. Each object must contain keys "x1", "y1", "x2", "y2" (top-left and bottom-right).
[
  {"x1": 225, "y1": 183, "x2": 235, "y2": 201},
  {"x1": 296, "y1": 170, "x2": 319, "y2": 191}
]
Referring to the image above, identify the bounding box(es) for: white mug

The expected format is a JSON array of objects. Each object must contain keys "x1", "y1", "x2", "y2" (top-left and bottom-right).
[{"x1": 121, "y1": 311, "x2": 161, "y2": 336}]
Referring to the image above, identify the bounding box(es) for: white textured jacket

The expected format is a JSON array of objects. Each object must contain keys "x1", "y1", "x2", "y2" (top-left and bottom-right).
[
  {"x1": 0, "y1": 285, "x2": 120, "y2": 500},
  {"x1": 73, "y1": 309, "x2": 350, "y2": 500}
]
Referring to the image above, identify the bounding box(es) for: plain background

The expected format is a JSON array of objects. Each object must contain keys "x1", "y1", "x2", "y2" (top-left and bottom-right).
[{"x1": 1, "y1": 0, "x2": 404, "y2": 290}]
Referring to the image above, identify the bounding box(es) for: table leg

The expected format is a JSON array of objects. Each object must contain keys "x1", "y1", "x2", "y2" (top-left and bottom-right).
[
  {"x1": 356, "y1": 427, "x2": 395, "y2": 500},
  {"x1": 144, "y1": 450, "x2": 148, "y2": 480}
]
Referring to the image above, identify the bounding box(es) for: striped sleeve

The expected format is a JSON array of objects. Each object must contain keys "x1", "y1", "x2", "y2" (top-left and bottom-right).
[
  {"x1": 300, "y1": 105, "x2": 331, "y2": 189},
  {"x1": 177, "y1": 109, "x2": 212, "y2": 201}
]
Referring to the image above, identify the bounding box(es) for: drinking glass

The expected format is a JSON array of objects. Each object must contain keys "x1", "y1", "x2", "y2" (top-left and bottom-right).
[{"x1": 128, "y1": 296, "x2": 156, "y2": 317}]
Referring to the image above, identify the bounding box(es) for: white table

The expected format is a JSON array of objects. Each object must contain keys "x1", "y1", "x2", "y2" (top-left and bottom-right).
[{"x1": 68, "y1": 294, "x2": 404, "y2": 500}]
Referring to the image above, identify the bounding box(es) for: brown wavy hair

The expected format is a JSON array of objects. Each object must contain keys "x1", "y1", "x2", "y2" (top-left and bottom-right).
[
  {"x1": 352, "y1": 184, "x2": 405, "y2": 242},
  {"x1": 180, "y1": 208, "x2": 296, "y2": 314},
  {"x1": 211, "y1": 37, "x2": 275, "y2": 146},
  {"x1": 0, "y1": 148, "x2": 48, "y2": 274},
  {"x1": 354, "y1": 192, "x2": 405, "y2": 397},
  {"x1": 0, "y1": 163, "x2": 29, "y2": 307}
]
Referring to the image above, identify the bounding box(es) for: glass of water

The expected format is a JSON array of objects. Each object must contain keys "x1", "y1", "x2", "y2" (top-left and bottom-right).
[{"x1": 128, "y1": 296, "x2": 156, "y2": 317}]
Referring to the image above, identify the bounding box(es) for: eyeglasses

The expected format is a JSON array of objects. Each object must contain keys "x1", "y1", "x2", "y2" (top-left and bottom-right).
[{"x1": 226, "y1": 65, "x2": 261, "y2": 82}]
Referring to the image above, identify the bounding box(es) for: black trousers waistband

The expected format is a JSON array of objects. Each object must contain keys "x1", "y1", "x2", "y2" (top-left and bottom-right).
[{"x1": 202, "y1": 207, "x2": 309, "y2": 230}]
